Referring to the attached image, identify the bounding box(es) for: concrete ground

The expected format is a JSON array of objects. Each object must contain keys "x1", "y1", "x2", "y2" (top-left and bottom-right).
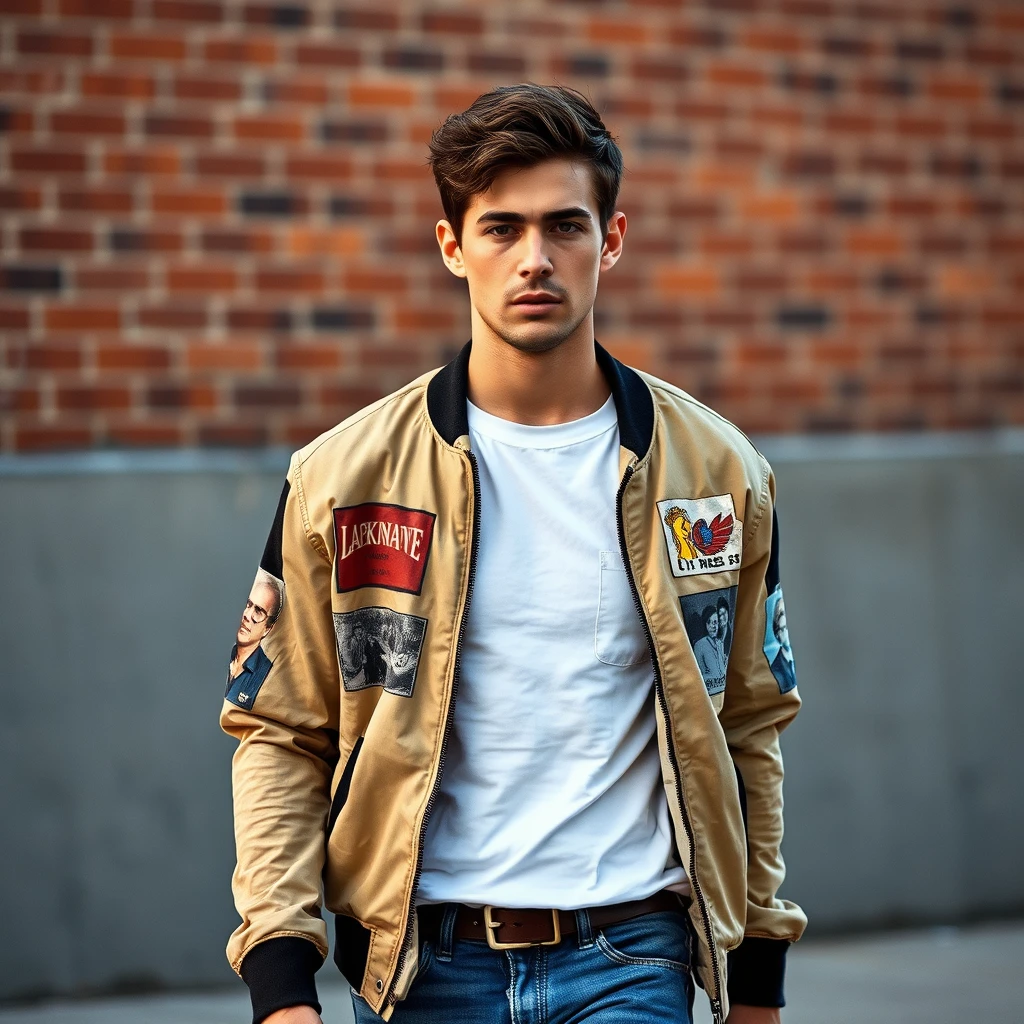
[{"x1": 0, "y1": 922, "x2": 1019, "y2": 1024}]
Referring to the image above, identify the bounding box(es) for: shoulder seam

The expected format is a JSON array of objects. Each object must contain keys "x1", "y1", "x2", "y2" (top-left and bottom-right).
[{"x1": 291, "y1": 453, "x2": 332, "y2": 565}]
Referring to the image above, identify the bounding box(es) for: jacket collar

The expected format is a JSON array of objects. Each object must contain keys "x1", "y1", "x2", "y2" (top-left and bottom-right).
[{"x1": 426, "y1": 340, "x2": 655, "y2": 460}]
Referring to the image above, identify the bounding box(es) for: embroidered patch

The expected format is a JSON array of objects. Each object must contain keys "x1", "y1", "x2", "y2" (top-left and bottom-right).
[
  {"x1": 764, "y1": 584, "x2": 797, "y2": 694},
  {"x1": 657, "y1": 496, "x2": 742, "y2": 578},
  {"x1": 225, "y1": 567, "x2": 285, "y2": 709},
  {"x1": 679, "y1": 586, "x2": 737, "y2": 696},
  {"x1": 333, "y1": 503, "x2": 436, "y2": 595},
  {"x1": 334, "y1": 606, "x2": 428, "y2": 698}
]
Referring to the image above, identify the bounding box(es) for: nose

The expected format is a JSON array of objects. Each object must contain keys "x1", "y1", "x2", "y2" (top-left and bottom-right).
[{"x1": 517, "y1": 227, "x2": 553, "y2": 279}]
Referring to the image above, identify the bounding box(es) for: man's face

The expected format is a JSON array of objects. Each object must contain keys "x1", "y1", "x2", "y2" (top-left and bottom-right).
[
  {"x1": 237, "y1": 582, "x2": 276, "y2": 648},
  {"x1": 775, "y1": 604, "x2": 789, "y2": 649},
  {"x1": 438, "y1": 158, "x2": 623, "y2": 354},
  {"x1": 706, "y1": 613, "x2": 719, "y2": 639},
  {"x1": 718, "y1": 606, "x2": 729, "y2": 633}
]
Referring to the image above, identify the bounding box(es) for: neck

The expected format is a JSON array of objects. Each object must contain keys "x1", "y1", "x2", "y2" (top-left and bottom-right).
[
  {"x1": 234, "y1": 640, "x2": 258, "y2": 666},
  {"x1": 466, "y1": 310, "x2": 609, "y2": 425}
]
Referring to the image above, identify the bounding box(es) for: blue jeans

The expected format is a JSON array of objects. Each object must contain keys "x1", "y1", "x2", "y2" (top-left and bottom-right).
[{"x1": 351, "y1": 906, "x2": 695, "y2": 1024}]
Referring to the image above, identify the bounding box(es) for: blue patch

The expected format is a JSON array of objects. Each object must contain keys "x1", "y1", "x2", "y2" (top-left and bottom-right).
[
  {"x1": 763, "y1": 585, "x2": 797, "y2": 694},
  {"x1": 225, "y1": 644, "x2": 274, "y2": 708}
]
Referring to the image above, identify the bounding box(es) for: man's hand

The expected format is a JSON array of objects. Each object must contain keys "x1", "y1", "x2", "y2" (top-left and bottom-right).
[
  {"x1": 263, "y1": 1007, "x2": 323, "y2": 1024},
  {"x1": 726, "y1": 1006, "x2": 781, "y2": 1024}
]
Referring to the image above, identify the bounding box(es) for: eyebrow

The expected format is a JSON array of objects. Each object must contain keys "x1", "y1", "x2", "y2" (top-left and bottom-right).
[{"x1": 475, "y1": 206, "x2": 594, "y2": 225}]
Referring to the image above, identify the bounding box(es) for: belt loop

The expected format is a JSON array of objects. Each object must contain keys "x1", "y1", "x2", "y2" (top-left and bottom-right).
[
  {"x1": 574, "y1": 908, "x2": 594, "y2": 949},
  {"x1": 435, "y1": 904, "x2": 457, "y2": 961}
]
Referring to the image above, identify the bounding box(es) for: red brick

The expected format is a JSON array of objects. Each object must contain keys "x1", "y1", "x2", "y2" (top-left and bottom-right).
[
  {"x1": 81, "y1": 72, "x2": 156, "y2": 99},
  {"x1": 186, "y1": 343, "x2": 262, "y2": 370},
  {"x1": 741, "y1": 26, "x2": 804, "y2": 53},
  {"x1": 194, "y1": 151, "x2": 267, "y2": 178},
  {"x1": 105, "y1": 423, "x2": 185, "y2": 446},
  {"x1": 288, "y1": 227, "x2": 363, "y2": 256},
  {"x1": 293, "y1": 42, "x2": 361, "y2": 68},
  {"x1": 166, "y1": 263, "x2": 238, "y2": 292},
  {"x1": 76, "y1": 266, "x2": 151, "y2": 290},
  {"x1": 173, "y1": 75, "x2": 243, "y2": 101},
  {"x1": 632, "y1": 57, "x2": 689, "y2": 82},
  {"x1": 59, "y1": 0, "x2": 135, "y2": 17},
  {"x1": 151, "y1": 188, "x2": 227, "y2": 215},
  {"x1": 51, "y1": 108, "x2": 127, "y2": 137},
  {"x1": 138, "y1": 304, "x2": 208, "y2": 329},
  {"x1": 243, "y1": 3, "x2": 311, "y2": 27},
  {"x1": 15, "y1": 426, "x2": 93, "y2": 451},
  {"x1": 0, "y1": 387, "x2": 41, "y2": 414},
  {"x1": 234, "y1": 114, "x2": 306, "y2": 142},
  {"x1": 109, "y1": 32, "x2": 189, "y2": 61},
  {"x1": 20, "y1": 228, "x2": 94, "y2": 253},
  {"x1": 145, "y1": 114, "x2": 215, "y2": 139},
  {"x1": 705, "y1": 61, "x2": 768, "y2": 89},
  {"x1": 153, "y1": 0, "x2": 224, "y2": 21},
  {"x1": 587, "y1": 18, "x2": 649, "y2": 44},
  {"x1": 0, "y1": 69, "x2": 65, "y2": 94},
  {"x1": 282, "y1": 153, "x2": 351, "y2": 181},
  {"x1": 20, "y1": 344, "x2": 82, "y2": 369},
  {"x1": 104, "y1": 147, "x2": 181, "y2": 175},
  {"x1": 110, "y1": 227, "x2": 184, "y2": 252},
  {"x1": 17, "y1": 31, "x2": 93, "y2": 56},
  {"x1": 205, "y1": 37, "x2": 278, "y2": 64},
  {"x1": 0, "y1": 187, "x2": 43, "y2": 211},
  {"x1": 422, "y1": 11, "x2": 482, "y2": 34},
  {"x1": 198, "y1": 422, "x2": 268, "y2": 446},
  {"x1": 147, "y1": 382, "x2": 219, "y2": 409},
  {"x1": 263, "y1": 76, "x2": 330, "y2": 105},
  {"x1": 46, "y1": 305, "x2": 120, "y2": 331},
  {"x1": 97, "y1": 344, "x2": 172, "y2": 370},
  {"x1": 0, "y1": 0, "x2": 44, "y2": 12},
  {"x1": 0, "y1": 306, "x2": 31, "y2": 330},
  {"x1": 201, "y1": 228, "x2": 275, "y2": 254},
  {"x1": 10, "y1": 146, "x2": 88, "y2": 175},
  {"x1": 0, "y1": 108, "x2": 34, "y2": 133},
  {"x1": 254, "y1": 265, "x2": 327, "y2": 293},
  {"x1": 349, "y1": 82, "x2": 416, "y2": 107},
  {"x1": 275, "y1": 344, "x2": 341, "y2": 370},
  {"x1": 60, "y1": 188, "x2": 134, "y2": 214},
  {"x1": 335, "y1": 7, "x2": 400, "y2": 30}
]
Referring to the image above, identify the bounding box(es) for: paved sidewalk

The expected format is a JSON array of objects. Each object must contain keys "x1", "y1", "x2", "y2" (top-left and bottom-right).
[{"x1": 1, "y1": 922, "x2": 1020, "y2": 1024}]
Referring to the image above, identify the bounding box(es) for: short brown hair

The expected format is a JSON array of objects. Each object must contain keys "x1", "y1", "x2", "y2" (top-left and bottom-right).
[{"x1": 428, "y1": 84, "x2": 624, "y2": 241}]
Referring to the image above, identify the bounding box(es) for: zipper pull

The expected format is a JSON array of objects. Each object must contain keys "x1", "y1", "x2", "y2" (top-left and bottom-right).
[{"x1": 710, "y1": 998, "x2": 724, "y2": 1024}]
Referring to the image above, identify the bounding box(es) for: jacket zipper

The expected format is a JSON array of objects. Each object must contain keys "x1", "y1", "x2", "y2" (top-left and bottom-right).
[
  {"x1": 615, "y1": 461, "x2": 725, "y2": 1024},
  {"x1": 386, "y1": 450, "x2": 481, "y2": 1006}
]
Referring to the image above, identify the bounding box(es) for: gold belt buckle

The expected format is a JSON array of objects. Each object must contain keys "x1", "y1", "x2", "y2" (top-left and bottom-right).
[{"x1": 483, "y1": 906, "x2": 562, "y2": 950}]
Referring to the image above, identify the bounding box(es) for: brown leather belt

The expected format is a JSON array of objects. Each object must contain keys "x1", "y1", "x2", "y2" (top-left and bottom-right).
[{"x1": 419, "y1": 891, "x2": 684, "y2": 950}]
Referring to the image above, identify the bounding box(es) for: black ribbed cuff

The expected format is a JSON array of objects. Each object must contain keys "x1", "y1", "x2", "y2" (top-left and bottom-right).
[
  {"x1": 240, "y1": 936, "x2": 324, "y2": 1024},
  {"x1": 727, "y1": 936, "x2": 790, "y2": 1008}
]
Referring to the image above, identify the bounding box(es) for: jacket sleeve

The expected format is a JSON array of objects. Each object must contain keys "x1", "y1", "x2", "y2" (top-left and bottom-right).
[
  {"x1": 718, "y1": 464, "x2": 807, "y2": 1007},
  {"x1": 220, "y1": 454, "x2": 341, "y2": 1023}
]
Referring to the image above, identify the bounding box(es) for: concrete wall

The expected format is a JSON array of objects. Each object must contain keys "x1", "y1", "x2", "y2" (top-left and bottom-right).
[{"x1": 1, "y1": 434, "x2": 1022, "y2": 1000}]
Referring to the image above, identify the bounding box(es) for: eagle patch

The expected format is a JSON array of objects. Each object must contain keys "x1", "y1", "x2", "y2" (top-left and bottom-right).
[{"x1": 657, "y1": 496, "x2": 743, "y2": 578}]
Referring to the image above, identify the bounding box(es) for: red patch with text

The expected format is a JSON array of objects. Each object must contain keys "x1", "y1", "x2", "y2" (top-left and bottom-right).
[{"x1": 333, "y1": 503, "x2": 436, "y2": 595}]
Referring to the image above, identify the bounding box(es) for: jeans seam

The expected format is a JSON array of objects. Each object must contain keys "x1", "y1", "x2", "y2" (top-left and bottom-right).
[{"x1": 595, "y1": 931, "x2": 691, "y2": 973}]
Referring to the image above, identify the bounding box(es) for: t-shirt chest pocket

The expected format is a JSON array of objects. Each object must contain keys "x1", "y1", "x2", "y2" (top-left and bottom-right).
[{"x1": 595, "y1": 550, "x2": 650, "y2": 667}]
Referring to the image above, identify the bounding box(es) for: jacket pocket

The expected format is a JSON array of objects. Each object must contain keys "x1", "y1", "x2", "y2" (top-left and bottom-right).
[{"x1": 595, "y1": 550, "x2": 649, "y2": 667}]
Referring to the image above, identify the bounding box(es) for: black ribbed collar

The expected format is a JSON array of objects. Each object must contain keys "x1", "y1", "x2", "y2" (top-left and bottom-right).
[{"x1": 425, "y1": 340, "x2": 655, "y2": 460}]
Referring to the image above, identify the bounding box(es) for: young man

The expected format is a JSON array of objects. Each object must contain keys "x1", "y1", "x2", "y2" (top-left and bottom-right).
[{"x1": 222, "y1": 85, "x2": 806, "y2": 1024}]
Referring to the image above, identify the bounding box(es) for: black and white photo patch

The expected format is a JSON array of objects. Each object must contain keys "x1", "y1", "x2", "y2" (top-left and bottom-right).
[
  {"x1": 678, "y1": 585, "x2": 738, "y2": 697},
  {"x1": 333, "y1": 606, "x2": 427, "y2": 698}
]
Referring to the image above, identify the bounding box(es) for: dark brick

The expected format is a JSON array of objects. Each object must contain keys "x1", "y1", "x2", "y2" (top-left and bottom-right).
[
  {"x1": 321, "y1": 120, "x2": 388, "y2": 143},
  {"x1": 245, "y1": 3, "x2": 310, "y2": 26},
  {"x1": 227, "y1": 307, "x2": 293, "y2": 331},
  {"x1": 1, "y1": 266, "x2": 62, "y2": 291},
  {"x1": 329, "y1": 194, "x2": 392, "y2": 217},
  {"x1": 896, "y1": 39, "x2": 945, "y2": 60},
  {"x1": 822, "y1": 35, "x2": 871, "y2": 57},
  {"x1": 876, "y1": 268, "x2": 927, "y2": 292},
  {"x1": 311, "y1": 306, "x2": 375, "y2": 330},
  {"x1": 998, "y1": 81, "x2": 1024, "y2": 104},
  {"x1": 383, "y1": 47, "x2": 444, "y2": 71},
  {"x1": 780, "y1": 66, "x2": 839, "y2": 93},
  {"x1": 559, "y1": 54, "x2": 609, "y2": 77},
  {"x1": 834, "y1": 194, "x2": 870, "y2": 217},
  {"x1": 110, "y1": 228, "x2": 182, "y2": 252},
  {"x1": 945, "y1": 6, "x2": 976, "y2": 28},
  {"x1": 931, "y1": 153, "x2": 982, "y2": 178},
  {"x1": 916, "y1": 305, "x2": 961, "y2": 327},
  {"x1": 777, "y1": 305, "x2": 831, "y2": 330},
  {"x1": 239, "y1": 191, "x2": 303, "y2": 216},
  {"x1": 861, "y1": 75, "x2": 914, "y2": 97},
  {"x1": 782, "y1": 151, "x2": 836, "y2": 177},
  {"x1": 467, "y1": 52, "x2": 526, "y2": 75},
  {"x1": 235, "y1": 383, "x2": 302, "y2": 407}
]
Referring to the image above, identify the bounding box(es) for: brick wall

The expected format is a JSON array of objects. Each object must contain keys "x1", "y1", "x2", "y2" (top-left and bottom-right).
[{"x1": 1, "y1": 0, "x2": 1022, "y2": 451}]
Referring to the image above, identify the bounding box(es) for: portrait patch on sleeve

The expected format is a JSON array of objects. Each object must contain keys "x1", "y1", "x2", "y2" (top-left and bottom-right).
[
  {"x1": 764, "y1": 585, "x2": 797, "y2": 694},
  {"x1": 679, "y1": 585, "x2": 738, "y2": 696},
  {"x1": 333, "y1": 502, "x2": 436, "y2": 595},
  {"x1": 225, "y1": 567, "x2": 285, "y2": 709},
  {"x1": 657, "y1": 496, "x2": 743, "y2": 579},
  {"x1": 334, "y1": 606, "x2": 427, "y2": 698}
]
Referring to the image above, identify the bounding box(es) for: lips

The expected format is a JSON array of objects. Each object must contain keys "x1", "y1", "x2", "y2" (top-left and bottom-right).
[{"x1": 512, "y1": 292, "x2": 561, "y2": 305}]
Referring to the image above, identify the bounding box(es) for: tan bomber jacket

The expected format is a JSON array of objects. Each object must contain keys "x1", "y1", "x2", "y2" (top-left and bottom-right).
[{"x1": 222, "y1": 343, "x2": 807, "y2": 1024}]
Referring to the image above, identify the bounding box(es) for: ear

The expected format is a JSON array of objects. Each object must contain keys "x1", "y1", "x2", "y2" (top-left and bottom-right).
[
  {"x1": 436, "y1": 219, "x2": 466, "y2": 278},
  {"x1": 599, "y1": 211, "x2": 627, "y2": 272}
]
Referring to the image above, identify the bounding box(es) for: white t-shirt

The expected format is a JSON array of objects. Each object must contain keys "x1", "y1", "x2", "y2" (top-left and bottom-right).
[{"x1": 418, "y1": 395, "x2": 687, "y2": 909}]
